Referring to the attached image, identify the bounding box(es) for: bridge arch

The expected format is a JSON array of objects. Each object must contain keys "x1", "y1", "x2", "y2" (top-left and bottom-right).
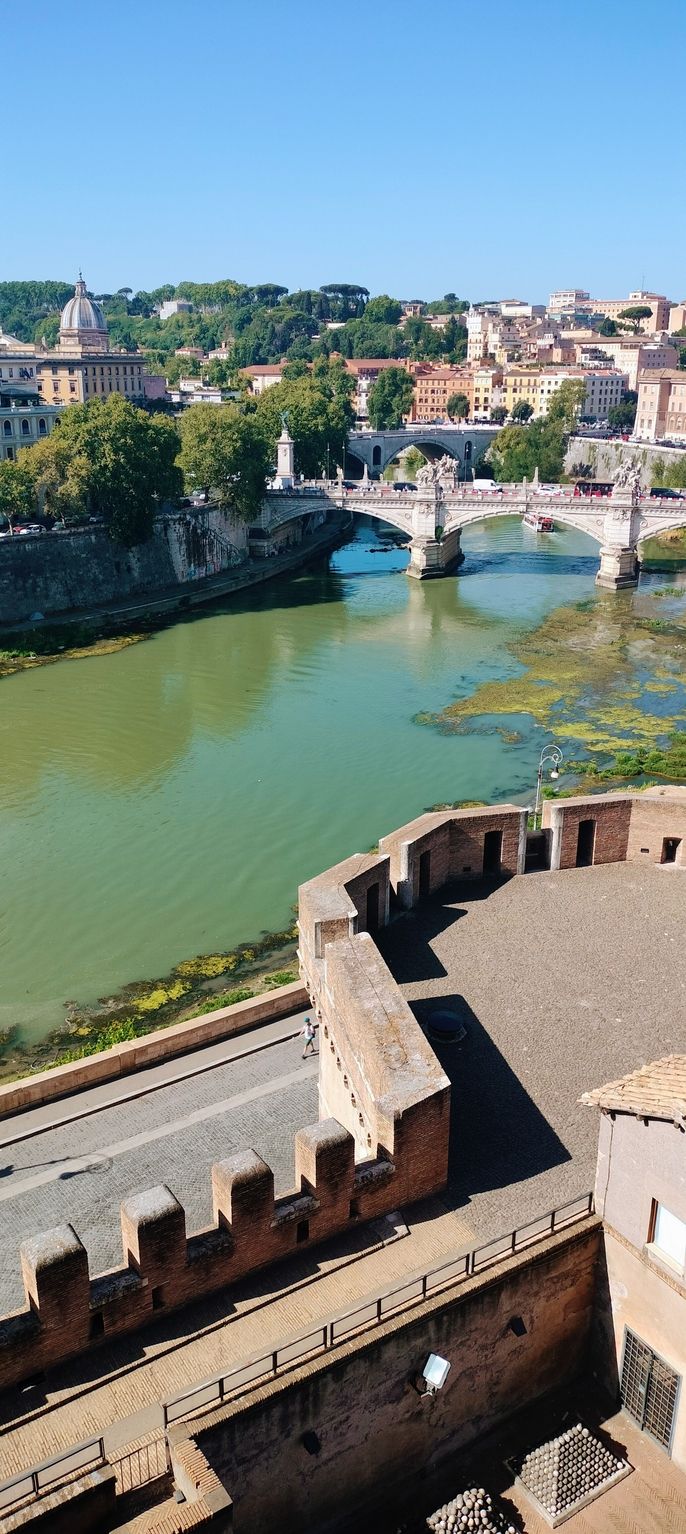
[
  {"x1": 378, "y1": 433, "x2": 468, "y2": 473},
  {"x1": 444, "y1": 503, "x2": 605, "y2": 546},
  {"x1": 636, "y1": 518, "x2": 686, "y2": 546}
]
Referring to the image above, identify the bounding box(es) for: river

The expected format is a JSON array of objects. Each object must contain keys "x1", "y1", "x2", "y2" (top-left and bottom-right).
[{"x1": 0, "y1": 515, "x2": 682, "y2": 1044}]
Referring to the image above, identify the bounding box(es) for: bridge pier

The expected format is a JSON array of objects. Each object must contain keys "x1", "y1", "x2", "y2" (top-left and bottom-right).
[
  {"x1": 595, "y1": 543, "x2": 640, "y2": 590},
  {"x1": 594, "y1": 490, "x2": 641, "y2": 591},
  {"x1": 407, "y1": 526, "x2": 463, "y2": 579}
]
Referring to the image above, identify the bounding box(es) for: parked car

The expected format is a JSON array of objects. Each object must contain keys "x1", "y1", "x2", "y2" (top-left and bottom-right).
[{"x1": 15, "y1": 524, "x2": 46, "y2": 535}]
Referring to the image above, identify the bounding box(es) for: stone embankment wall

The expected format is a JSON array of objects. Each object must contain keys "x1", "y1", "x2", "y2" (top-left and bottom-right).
[
  {"x1": 193, "y1": 1221, "x2": 600, "y2": 1534},
  {"x1": 565, "y1": 434, "x2": 686, "y2": 488},
  {"x1": 0, "y1": 509, "x2": 248, "y2": 627}
]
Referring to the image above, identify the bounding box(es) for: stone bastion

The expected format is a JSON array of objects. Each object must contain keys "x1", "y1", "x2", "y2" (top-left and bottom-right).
[{"x1": 1, "y1": 789, "x2": 685, "y2": 1390}]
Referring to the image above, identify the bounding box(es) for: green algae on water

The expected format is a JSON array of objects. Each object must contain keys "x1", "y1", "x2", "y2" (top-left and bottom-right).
[{"x1": 420, "y1": 590, "x2": 686, "y2": 758}]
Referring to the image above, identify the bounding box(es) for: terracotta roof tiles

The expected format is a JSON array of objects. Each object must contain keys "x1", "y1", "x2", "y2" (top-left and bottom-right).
[{"x1": 581, "y1": 1054, "x2": 686, "y2": 1125}]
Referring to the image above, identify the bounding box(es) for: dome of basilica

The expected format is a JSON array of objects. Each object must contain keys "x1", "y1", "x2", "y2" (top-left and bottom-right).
[{"x1": 60, "y1": 277, "x2": 107, "y2": 335}]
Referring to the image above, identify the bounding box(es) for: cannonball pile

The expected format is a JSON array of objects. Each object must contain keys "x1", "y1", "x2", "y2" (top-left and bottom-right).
[
  {"x1": 426, "y1": 1487, "x2": 516, "y2": 1533},
  {"x1": 518, "y1": 1423, "x2": 626, "y2": 1519}
]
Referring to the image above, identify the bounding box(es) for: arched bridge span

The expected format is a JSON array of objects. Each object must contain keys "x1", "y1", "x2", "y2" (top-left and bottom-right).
[{"x1": 346, "y1": 424, "x2": 499, "y2": 476}]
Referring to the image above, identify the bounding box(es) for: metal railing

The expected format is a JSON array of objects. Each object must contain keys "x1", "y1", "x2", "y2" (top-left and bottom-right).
[
  {"x1": 163, "y1": 1191, "x2": 594, "y2": 1427},
  {"x1": 0, "y1": 1193, "x2": 594, "y2": 1512},
  {"x1": 0, "y1": 1435, "x2": 105, "y2": 1517},
  {"x1": 111, "y1": 1435, "x2": 169, "y2": 1493}
]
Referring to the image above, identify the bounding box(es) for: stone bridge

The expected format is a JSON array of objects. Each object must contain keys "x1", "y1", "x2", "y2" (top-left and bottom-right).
[
  {"x1": 262, "y1": 481, "x2": 686, "y2": 587},
  {"x1": 346, "y1": 424, "x2": 499, "y2": 477}
]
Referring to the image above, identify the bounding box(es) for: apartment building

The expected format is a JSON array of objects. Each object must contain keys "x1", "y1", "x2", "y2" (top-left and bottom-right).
[
  {"x1": 635, "y1": 370, "x2": 686, "y2": 441},
  {"x1": 502, "y1": 367, "x2": 627, "y2": 420},
  {"x1": 548, "y1": 288, "x2": 591, "y2": 313},
  {"x1": 669, "y1": 303, "x2": 686, "y2": 334},
  {"x1": 409, "y1": 365, "x2": 472, "y2": 422},
  {"x1": 585, "y1": 1057, "x2": 686, "y2": 1468},
  {"x1": 466, "y1": 311, "x2": 519, "y2": 362},
  {"x1": 241, "y1": 363, "x2": 286, "y2": 394},
  {"x1": 584, "y1": 338, "x2": 677, "y2": 391},
  {"x1": 590, "y1": 291, "x2": 672, "y2": 334}
]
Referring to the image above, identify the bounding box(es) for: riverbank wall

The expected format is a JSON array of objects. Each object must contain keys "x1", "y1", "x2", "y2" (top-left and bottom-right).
[
  {"x1": 0, "y1": 501, "x2": 345, "y2": 630},
  {"x1": 566, "y1": 435, "x2": 686, "y2": 486}
]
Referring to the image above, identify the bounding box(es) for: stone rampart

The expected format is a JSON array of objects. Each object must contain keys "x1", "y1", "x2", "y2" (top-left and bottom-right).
[
  {"x1": 190, "y1": 1220, "x2": 600, "y2": 1534},
  {"x1": 543, "y1": 785, "x2": 686, "y2": 870},
  {"x1": 378, "y1": 804, "x2": 527, "y2": 906},
  {"x1": 5, "y1": 790, "x2": 685, "y2": 1394},
  {"x1": 0, "y1": 1104, "x2": 422, "y2": 1390}
]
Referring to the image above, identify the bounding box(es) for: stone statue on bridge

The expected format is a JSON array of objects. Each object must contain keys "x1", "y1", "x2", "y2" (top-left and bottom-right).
[
  {"x1": 416, "y1": 455, "x2": 459, "y2": 493},
  {"x1": 611, "y1": 459, "x2": 642, "y2": 508}
]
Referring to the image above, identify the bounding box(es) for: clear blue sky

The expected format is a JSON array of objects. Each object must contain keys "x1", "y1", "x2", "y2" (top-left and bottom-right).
[{"x1": 5, "y1": 0, "x2": 684, "y2": 303}]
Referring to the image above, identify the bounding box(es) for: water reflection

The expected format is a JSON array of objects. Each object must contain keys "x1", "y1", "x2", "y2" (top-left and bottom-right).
[{"x1": 0, "y1": 516, "x2": 670, "y2": 1041}]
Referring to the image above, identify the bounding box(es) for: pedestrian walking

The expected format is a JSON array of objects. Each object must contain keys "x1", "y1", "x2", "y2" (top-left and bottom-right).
[{"x1": 300, "y1": 1016, "x2": 317, "y2": 1057}]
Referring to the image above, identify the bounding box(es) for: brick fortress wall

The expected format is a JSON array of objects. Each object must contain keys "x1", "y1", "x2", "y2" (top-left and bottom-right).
[{"x1": 3, "y1": 791, "x2": 685, "y2": 1393}]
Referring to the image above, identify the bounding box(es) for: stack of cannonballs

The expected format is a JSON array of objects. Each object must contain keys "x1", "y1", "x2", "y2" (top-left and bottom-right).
[
  {"x1": 426, "y1": 1487, "x2": 516, "y2": 1533},
  {"x1": 518, "y1": 1423, "x2": 628, "y2": 1522}
]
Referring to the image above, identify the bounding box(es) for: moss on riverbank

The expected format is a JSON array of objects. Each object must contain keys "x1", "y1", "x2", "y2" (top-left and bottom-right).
[
  {"x1": 0, "y1": 925, "x2": 299, "y2": 1083},
  {"x1": 0, "y1": 619, "x2": 150, "y2": 678},
  {"x1": 421, "y1": 587, "x2": 686, "y2": 758}
]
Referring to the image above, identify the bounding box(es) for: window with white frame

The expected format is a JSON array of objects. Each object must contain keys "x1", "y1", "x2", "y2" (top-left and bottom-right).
[{"x1": 651, "y1": 1201, "x2": 686, "y2": 1272}]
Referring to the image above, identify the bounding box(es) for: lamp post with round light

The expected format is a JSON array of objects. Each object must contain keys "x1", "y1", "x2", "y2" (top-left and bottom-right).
[{"x1": 533, "y1": 744, "x2": 563, "y2": 830}]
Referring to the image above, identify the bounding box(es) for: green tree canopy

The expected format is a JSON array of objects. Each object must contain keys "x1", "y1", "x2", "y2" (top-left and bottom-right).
[
  {"x1": 367, "y1": 367, "x2": 414, "y2": 430},
  {"x1": 254, "y1": 358, "x2": 355, "y2": 477},
  {"x1": 490, "y1": 404, "x2": 508, "y2": 424},
  {"x1": 27, "y1": 395, "x2": 182, "y2": 544},
  {"x1": 178, "y1": 405, "x2": 271, "y2": 519},
  {"x1": 511, "y1": 399, "x2": 534, "y2": 422},
  {"x1": 608, "y1": 391, "x2": 638, "y2": 430},
  {"x1": 0, "y1": 458, "x2": 35, "y2": 528},
  {"x1": 364, "y1": 295, "x2": 403, "y2": 325},
  {"x1": 446, "y1": 392, "x2": 470, "y2": 421}
]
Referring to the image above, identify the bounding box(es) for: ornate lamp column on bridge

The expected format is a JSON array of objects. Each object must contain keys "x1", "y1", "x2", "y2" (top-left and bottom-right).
[
  {"x1": 272, "y1": 414, "x2": 295, "y2": 490},
  {"x1": 596, "y1": 462, "x2": 642, "y2": 590}
]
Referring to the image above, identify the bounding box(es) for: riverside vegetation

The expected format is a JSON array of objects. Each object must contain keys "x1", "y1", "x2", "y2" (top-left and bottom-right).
[{"x1": 0, "y1": 923, "x2": 299, "y2": 1084}]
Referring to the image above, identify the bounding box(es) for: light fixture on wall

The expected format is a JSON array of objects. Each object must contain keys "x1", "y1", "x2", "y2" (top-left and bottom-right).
[{"x1": 414, "y1": 1353, "x2": 451, "y2": 1397}]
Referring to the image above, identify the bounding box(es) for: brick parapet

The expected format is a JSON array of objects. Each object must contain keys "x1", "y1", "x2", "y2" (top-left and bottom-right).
[
  {"x1": 0, "y1": 1117, "x2": 422, "y2": 1392},
  {"x1": 378, "y1": 803, "x2": 527, "y2": 906},
  {"x1": 542, "y1": 786, "x2": 686, "y2": 870}
]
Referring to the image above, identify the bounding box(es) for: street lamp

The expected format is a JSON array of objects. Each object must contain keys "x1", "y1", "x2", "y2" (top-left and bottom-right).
[{"x1": 533, "y1": 744, "x2": 563, "y2": 830}]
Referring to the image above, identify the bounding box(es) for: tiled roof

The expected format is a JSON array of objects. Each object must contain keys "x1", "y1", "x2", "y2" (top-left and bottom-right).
[{"x1": 581, "y1": 1055, "x2": 686, "y2": 1124}]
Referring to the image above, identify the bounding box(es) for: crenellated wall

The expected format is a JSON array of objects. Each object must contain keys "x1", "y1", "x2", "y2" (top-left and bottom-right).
[
  {"x1": 0, "y1": 1116, "x2": 418, "y2": 1390},
  {"x1": 5, "y1": 790, "x2": 685, "y2": 1394}
]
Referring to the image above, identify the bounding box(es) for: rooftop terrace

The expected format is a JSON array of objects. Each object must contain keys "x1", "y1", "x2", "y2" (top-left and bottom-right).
[{"x1": 376, "y1": 860, "x2": 686, "y2": 1238}]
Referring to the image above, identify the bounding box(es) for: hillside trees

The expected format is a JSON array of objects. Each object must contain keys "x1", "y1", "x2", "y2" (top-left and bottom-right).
[{"x1": 367, "y1": 367, "x2": 414, "y2": 430}]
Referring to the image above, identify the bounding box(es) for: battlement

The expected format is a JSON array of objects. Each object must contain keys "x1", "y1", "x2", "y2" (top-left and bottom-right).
[{"x1": 0, "y1": 1111, "x2": 404, "y2": 1390}]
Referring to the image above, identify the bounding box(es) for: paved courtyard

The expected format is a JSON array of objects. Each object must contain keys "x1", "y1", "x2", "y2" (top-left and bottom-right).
[{"x1": 377, "y1": 861, "x2": 686, "y2": 1239}]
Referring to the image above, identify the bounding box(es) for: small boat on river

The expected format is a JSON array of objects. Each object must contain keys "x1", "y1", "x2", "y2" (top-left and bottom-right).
[{"x1": 522, "y1": 510, "x2": 555, "y2": 533}]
